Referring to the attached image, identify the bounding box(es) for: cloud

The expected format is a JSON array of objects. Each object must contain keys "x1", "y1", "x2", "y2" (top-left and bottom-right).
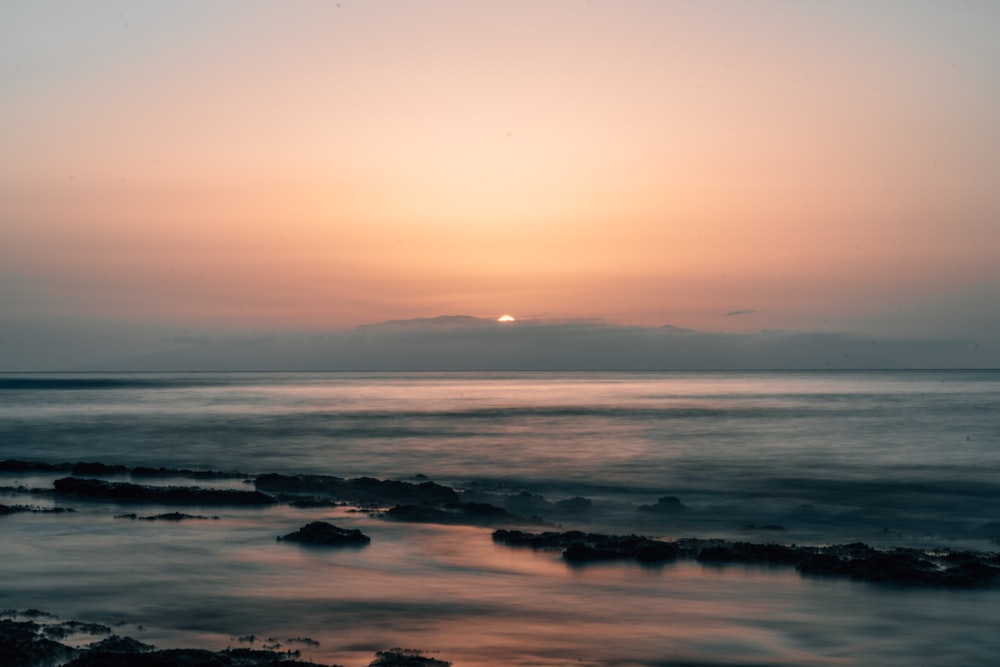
[
  {"x1": 726, "y1": 309, "x2": 756, "y2": 317},
  {"x1": 67, "y1": 317, "x2": 999, "y2": 372}
]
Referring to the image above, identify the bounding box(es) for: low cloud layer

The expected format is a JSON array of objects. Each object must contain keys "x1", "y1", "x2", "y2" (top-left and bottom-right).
[{"x1": 49, "y1": 316, "x2": 996, "y2": 372}]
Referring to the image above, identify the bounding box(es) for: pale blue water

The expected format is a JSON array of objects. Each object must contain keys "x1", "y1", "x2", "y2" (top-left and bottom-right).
[{"x1": 1, "y1": 370, "x2": 999, "y2": 666}]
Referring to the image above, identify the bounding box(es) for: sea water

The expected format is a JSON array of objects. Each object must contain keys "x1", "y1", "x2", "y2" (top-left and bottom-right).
[{"x1": 1, "y1": 371, "x2": 999, "y2": 666}]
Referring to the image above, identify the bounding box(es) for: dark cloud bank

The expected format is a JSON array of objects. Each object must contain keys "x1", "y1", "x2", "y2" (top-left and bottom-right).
[{"x1": 81, "y1": 316, "x2": 997, "y2": 371}]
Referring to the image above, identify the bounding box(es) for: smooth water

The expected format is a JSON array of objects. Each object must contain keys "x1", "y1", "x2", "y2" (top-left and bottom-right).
[{"x1": 1, "y1": 371, "x2": 999, "y2": 666}]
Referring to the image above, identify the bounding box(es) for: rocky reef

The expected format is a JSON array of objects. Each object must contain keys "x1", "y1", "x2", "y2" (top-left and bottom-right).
[
  {"x1": 255, "y1": 473, "x2": 460, "y2": 507},
  {"x1": 52, "y1": 477, "x2": 275, "y2": 506},
  {"x1": 493, "y1": 529, "x2": 1000, "y2": 587},
  {"x1": 1, "y1": 613, "x2": 451, "y2": 667}
]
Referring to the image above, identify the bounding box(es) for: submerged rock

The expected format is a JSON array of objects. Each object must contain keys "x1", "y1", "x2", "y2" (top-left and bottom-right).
[
  {"x1": 370, "y1": 648, "x2": 451, "y2": 667},
  {"x1": 64, "y1": 647, "x2": 336, "y2": 666},
  {"x1": 53, "y1": 477, "x2": 275, "y2": 506},
  {"x1": 382, "y1": 502, "x2": 534, "y2": 527},
  {"x1": 494, "y1": 529, "x2": 1000, "y2": 587},
  {"x1": 0, "y1": 459, "x2": 74, "y2": 473},
  {"x1": 130, "y1": 466, "x2": 245, "y2": 480},
  {"x1": 636, "y1": 495, "x2": 689, "y2": 513},
  {"x1": 85, "y1": 635, "x2": 155, "y2": 654},
  {"x1": 255, "y1": 474, "x2": 459, "y2": 507},
  {"x1": 554, "y1": 496, "x2": 593, "y2": 514},
  {"x1": 493, "y1": 529, "x2": 678, "y2": 564},
  {"x1": 71, "y1": 462, "x2": 129, "y2": 476},
  {"x1": 132, "y1": 512, "x2": 218, "y2": 521},
  {"x1": 279, "y1": 521, "x2": 371, "y2": 547},
  {"x1": 0, "y1": 504, "x2": 75, "y2": 516}
]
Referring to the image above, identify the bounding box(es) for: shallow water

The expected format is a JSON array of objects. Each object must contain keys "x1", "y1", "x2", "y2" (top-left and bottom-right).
[{"x1": 1, "y1": 371, "x2": 999, "y2": 665}]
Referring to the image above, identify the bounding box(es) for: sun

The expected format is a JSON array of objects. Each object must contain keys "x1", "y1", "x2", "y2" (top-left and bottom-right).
[{"x1": 497, "y1": 314, "x2": 516, "y2": 322}]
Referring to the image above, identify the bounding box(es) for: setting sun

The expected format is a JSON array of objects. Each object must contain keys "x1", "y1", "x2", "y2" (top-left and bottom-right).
[{"x1": 497, "y1": 314, "x2": 516, "y2": 323}]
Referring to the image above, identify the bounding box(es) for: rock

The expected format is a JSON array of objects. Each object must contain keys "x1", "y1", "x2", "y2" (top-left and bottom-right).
[
  {"x1": 288, "y1": 497, "x2": 342, "y2": 508},
  {"x1": 255, "y1": 474, "x2": 459, "y2": 507},
  {"x1": 53, "y1": 478, "x2": 275, "y2": 506},
  {"x1": 71, "y1": 462, "x2": 129, "y2": 476},
  {"x1": 0, "y1": 504, "x2": 75, "y2": 516},
  {"x1": 382, "y1": 502, "x2": 528, "y2": 526},
  {"x1": 493, "y1": 530, "x2": 677, "y2": 564},
  {"x1": 0, "y1": 619, "x2": 77, "y2": 667},
  {"x1": 496, "y1": 529, "x2": 1000, "y2": 587},
  {"x1": 739, "y1": 523, "x2": 786, "y2": 532},
  {"x1": 0, "y1": 459, "x2": 73, "y2": 473},
  {"x1": 63, "y1": 646, "x2": 334, "y2": 666},
  {"x1": 369, "y1": 648, "x2": 451, "y2": 666},
  {"x1": 636, "y1": 496, "x2": 688, "y2": 513},
  {"x1": 86, "y1": 635, "x2": 155, "y2": 654},
  {"x1": 695, "y1": 542, "x2": 801, "y2": 565},
  {"x1": 503, "y1": 492, "x2": 554, "y2": 515},
  {"x1": 554, "y1": 496, "x2": 592, "y2": 514},
  {"x1": 278, "y1": 521, "x2": 370, "y2": 547},
  {"x1": 137, "y1": 512, "x2": 217, "y2": 521},
  {"x1": 130, "y1": 466, "x2": 244, "y2": 480}
]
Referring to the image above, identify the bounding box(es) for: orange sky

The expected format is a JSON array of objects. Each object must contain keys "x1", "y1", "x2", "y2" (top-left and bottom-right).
[{"x1": 3, "y1": 1, "x2": 1000, "y2": 345}]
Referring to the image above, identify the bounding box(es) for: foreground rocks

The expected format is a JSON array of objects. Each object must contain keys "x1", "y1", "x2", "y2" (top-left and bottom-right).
[
  {"x1": 493, "y1": 529, "x2": 1000, "y2": 587},
  {"x1": 1, "y1": 614, "x2": 451, "y2": 667}
]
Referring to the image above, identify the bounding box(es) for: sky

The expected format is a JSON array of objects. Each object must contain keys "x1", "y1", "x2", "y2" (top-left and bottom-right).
[{"x1": 2, "y1": 1, "x2": 1000, "y2": 369}]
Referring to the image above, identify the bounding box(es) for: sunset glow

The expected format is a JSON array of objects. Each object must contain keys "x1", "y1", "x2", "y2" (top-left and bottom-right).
[
  {"x1": 2, "y1": 1, "x2": 999, "y2": 369},
  {"x1": 497, "y1": 315, "x2": 516, "y2": 323}
]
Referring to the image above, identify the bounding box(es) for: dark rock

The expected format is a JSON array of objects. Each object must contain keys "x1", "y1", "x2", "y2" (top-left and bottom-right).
[
  {"x1": 279, "y1": 521, "x2": 370, "y2": 547},
  {"x1": 1, "y1": 613, "x2": 343, "y2": 667},
  {"x1": 65, "y1": 647, "x2": 273, "y2": 666},
  {"x1": 131, "y1": 466, "x2": 244, "y2": 480},
  {"x1": 288, "y1": 497, "x2": 342, "y2": 508},
  {"x1": 739, "y1": 523, "x2": 786, "y2": 531},
  {"x1": 369, "y1": 648, "x2": 451, "y2": 667},
  {"x1": 0, "y1": 460, "x2": 73, "y2": 473},
  {"x1": 637, "y1": 495, "x2": 688, "y2": 513},
  {"x1": 53, "y1": 478, "x2": 275, "y2": 506},
  {"x1": 72, "y1": 462, "x2": 129, "y2": 476},
  {"x1": 254, "y1": 473, "x2": 344, "y2": 495},
  {"x1": 696, "y1": 542, "x2": 801, "y2": 565},
  {"x1": 497, "y1": 529, "x2": 1000, "y2": 587},
  {"x1": 554, "y1": 496, "x2": 592, "y2": 514},
  {"x1": 255, "y1": 474, "x2": 459, "y2": 507},
  {"x1": 635, "y1": 541, "x2": 680, "y2": 563},
  {"x1": 0, "y1": 504, "x2": 75, "y2": 516},
  {"x1": 383, "y1": 502, "x2": 526, "y2": 526},
  {"x1": 563, "y1": 542, "x2": 624, "y2": 563},
  {"x1": 503, "y1": 492, "x2": 554, "y2": 515},
  {"x1": 137, "y1": 513, "x2": 218, "y2": 521},
  {"x1": 493, "y1": 529, "x2": 677, "y2": 564},
  {"x1": 86, "y1": 635, "x2": 155, "y2": 654},
  {"x1": 0, "y1": 619, "x2": 77, "y2": 667},
  {"x1": 43, "y1": 620, "x2": 111, "y2": 640}
]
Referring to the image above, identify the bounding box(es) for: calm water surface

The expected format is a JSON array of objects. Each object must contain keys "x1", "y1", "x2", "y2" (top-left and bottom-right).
[{"x1": 1, "y1": 371, "x2": 998, "y2": 665}]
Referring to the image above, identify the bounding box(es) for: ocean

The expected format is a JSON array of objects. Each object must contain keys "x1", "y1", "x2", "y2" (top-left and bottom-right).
[{"x1": 1, "y1": 370, "x2": 999, "y2": 666}]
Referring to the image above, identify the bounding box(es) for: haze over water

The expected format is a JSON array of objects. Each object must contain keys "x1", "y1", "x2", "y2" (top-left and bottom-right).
[{"x1": 2, "y1": 370, "x2": 999, "y2": 666}]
